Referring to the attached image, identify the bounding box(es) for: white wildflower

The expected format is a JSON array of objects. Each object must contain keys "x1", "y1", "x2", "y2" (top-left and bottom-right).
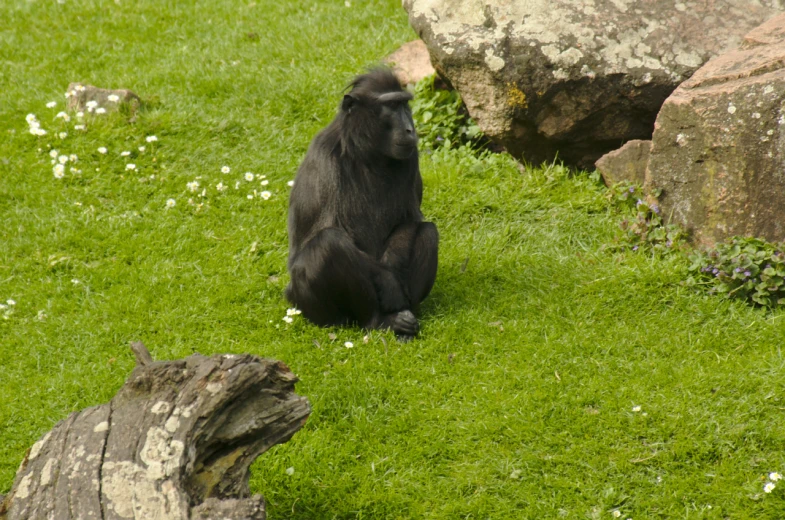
[
  {"x1": 187, "y1": 181, "x2": 200, "y2": 192},
  {"x1": 85, "y1": 100, "x2": 98, "y2": 112},
  {"x1": 234, "y1": 181, "x2": 240, "y2": 189},
  {"x1": 770, "y1": 472, "x2": 782, "y2": 482},
  {"x1": 107, "y1": 94, "x2": 120, "y2": 102},
  {"x1": 216, "y1": 182, "x2": 227, "y2": 192},
  {"x1": 632, "y1": 405, "x2": 642, "y2": 413},
  {"x1": 7, "y1": 299, "x2": 16, "y2": 306},
  {"x1": 244, "y1": 172, "x2": 254, "y2": 182},
  {"x1": 58, "y1": 132, "x2": 67, "y2": 139},
  {"x1": 37, "y1": 310, "x2": 47, "y2": 321},
  {"x1": 95, "y1": 107, "x2": 106, "y2": 114},
  {"x1": 344, "y1": 341, "x2": 354, "y2": 348},
  {"x1": 26, "y1": 114, "x2": 37, "y2": 123},
  {"x1": 120, "y1": 151, "x2": 131, "y2": 156},
  {"x1": 138, "y1": 146, "x2": 145, "y2": 152},
  {"x1": 55, "y1": 111, "x2": 70, "y2": 121},
  {"x1": 286, "y1": 308, "x2": 302, "y2": 316},
  {"x1": 98, "y1": 147, "x2": 107, "y2": 154},
  {"x1": 221, "y1": 165, "x2": 230, "y2": 174},
  {"x1": 58, "y1": 155, "x2": 68, "y2": 164},
  {"x1": 764, "y1": 482, "x2": 776, "y2": 493},
  {"x1": 288, "y1": 180, "x2": 295, "y2": 187},
  {"x1": 285, "y1": 467, "x2": 295, "y2": 476},
  {"x1": 69, "y1": 154, "x2": 77, "y2": 162},
  {"x1": 32, "y1": 127, "x2": 47, "y2": 136},
  {"x1": 46, "y1": 101, "x2": 57, "y2": 108},
  {"x1": 612, "y1": 511, "x2": 621, "y2": 518},
  {"x1": 165, "y1": 198, "x2": 176, "y2": 208},
  {"x1": 76, "y1": 111, "x2": 84, "y2": 118},
  {"x1": 126, "y1": 164, "x2": 136, "y2": 170},
  {"x1": 73, "y1": 124, "x2": 85, "y2": 130},
  {"x1": 283, "y1": 316, "x2": 293, "y2": 323},
  {"x1": 260, "y1": 190, "x2": 271, "y2": 200},
  {"x1": 247, "y1": 194, "x2": 254, "y2": 199},
  {"x1": 71, "y1": 279, "x2": 80, "y2": 284},
  {"x1": 260, "y1": 179, "x2": 269, "y2": 186},
  {"x1": 53, "y1": 164, "x2": 65, "y2": 178},
  {"x1": 50, "y1": 150, "x2": 58, "y2": 158},
  {"x1": 145, "y1": 135, "x2": 158, "y2": 142},
  {"x1": 76, "y1": 85, "x2": 86, "y2": 92}
]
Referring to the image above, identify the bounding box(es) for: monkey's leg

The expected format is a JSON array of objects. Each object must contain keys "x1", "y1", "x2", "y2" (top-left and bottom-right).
[
  {"x1": 381, "y1": 221, "x2": 439, "y2": 308},
  {"x1": 287, "y1": 228, "x2": 413, "y2": 334}
]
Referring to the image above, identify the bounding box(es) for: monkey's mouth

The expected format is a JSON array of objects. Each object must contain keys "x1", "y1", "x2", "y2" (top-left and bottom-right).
[{"x1": 393, "y1": 139, "x2": 418, "y2": 157}]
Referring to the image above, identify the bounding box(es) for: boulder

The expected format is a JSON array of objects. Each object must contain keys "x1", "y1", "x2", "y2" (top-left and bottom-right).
[
  {"x1": 65, "y1": 83, "x2": 141, "y2": 114},
  {"x1": 403, "y1": 0, "x2": 784, "y2": 168},
  {"x1": 384, "y1": 40, "x2": 436, "y2": 86},
  {"x1": 644, "y1": 14, "x2": 785, "y2": 246},
  {"x1": 595, "y1": 139, "x2": 651, "y2": 186}
]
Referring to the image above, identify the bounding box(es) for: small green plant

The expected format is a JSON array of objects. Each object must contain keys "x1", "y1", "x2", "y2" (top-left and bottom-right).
[
  {"x1": 410, "y1": 75, "x2": 483, "y2": 151},
  {"x1": 688, "y1": 237, "x2": 785, "y2": 307},
  {"x1": 609, "y1": 182, "x2": 686, "y2": 254}
]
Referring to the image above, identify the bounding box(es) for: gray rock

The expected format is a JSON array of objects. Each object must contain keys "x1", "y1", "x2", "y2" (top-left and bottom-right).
[
  {"x1": 384, "y1": 40, "x2": 436, "y2": 86},
  {"x1": 403, "y1": 0, "x2": 784, "y2": 168},
  {"x1": 65, "y1": 83, "x2": 141, "y2": 114},
  {"x1": 644, "y1": 13, "x2": 785, "y2": 246},
  {"x1": 595, "y1": 139, "x2": 651, "y2": 186}
]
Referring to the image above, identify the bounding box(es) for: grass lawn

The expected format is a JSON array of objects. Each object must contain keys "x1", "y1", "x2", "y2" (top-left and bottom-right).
[{"x1": 2, "y1": 1, "x2": 785, "y2": 518}]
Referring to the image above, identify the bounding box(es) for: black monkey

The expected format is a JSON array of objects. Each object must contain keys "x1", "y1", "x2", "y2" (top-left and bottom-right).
[{"x1": 285, "y1": 68, "x2": 438, "y2": 341}]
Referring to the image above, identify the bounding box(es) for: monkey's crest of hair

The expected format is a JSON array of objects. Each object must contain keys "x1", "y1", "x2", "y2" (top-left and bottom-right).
[{"x1": 346, "y1": 68, "x2": 405, "y2": 101}]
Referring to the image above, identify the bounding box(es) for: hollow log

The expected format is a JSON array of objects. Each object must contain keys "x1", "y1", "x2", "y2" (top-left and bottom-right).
[{"x1": 0, "y1": 343, "x2": 311, "y2": 519}]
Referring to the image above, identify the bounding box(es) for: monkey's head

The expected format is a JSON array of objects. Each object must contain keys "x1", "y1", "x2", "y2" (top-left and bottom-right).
[{"x1": 340, "y1": 68, "x2": 418, "y2": 161}]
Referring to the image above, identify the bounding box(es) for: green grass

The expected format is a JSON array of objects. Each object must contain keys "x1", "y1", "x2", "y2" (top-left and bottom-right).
[{"x1": 2, "y1": 1, "x2": 785, "y2": 518}]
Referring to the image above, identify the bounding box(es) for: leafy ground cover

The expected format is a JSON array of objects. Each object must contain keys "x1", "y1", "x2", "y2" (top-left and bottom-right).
[{"x1": 2, "y1": 1, "x2": 785, "y2": 518}]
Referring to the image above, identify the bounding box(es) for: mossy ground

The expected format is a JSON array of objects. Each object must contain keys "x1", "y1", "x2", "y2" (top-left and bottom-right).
[{"x1": 2, "y1": 1, "x2": 785, "y2": 518}]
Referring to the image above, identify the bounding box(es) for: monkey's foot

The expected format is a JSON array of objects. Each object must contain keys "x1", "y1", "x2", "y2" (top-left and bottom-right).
[{"x1": 379, "y1": 309, "x2": 419, "y2": 338}]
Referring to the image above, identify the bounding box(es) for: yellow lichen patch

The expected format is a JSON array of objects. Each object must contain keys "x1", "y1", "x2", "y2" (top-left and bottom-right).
[{"x1": 506, "y1": 83, "x2": 528, "y2": 108}]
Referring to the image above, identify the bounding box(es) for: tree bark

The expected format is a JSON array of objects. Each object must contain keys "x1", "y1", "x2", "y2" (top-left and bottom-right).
[{"x1": 0, "y1": 344, "x2": 310, "y2": 519}]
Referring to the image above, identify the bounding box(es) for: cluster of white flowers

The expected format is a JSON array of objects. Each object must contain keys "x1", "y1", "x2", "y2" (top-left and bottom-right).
[
  {"x1": 50, "y1": 150, "x2": 80, "y2": 178},
  {"x1": 0, "y1": 298, "x2": 16, "y2": 320},
  {"x1": 764, "y1": 472, "x2": 782, "y2": 494},
  {"x1": 146, "y1": 135, "x2": 158, "y2": 142},
  {"x1": 65, "y1": 84, "x2": 87, "y2": 98},
  {"x1": 282, "y1": 307, "x2": 302, "y2": 324},
  {"x1": 26, "y1": 114, "x2": 47, "y2": 136}
]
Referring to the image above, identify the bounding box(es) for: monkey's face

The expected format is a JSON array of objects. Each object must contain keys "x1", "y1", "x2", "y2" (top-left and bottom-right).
[{"x1": 379, "y1": 101, "x2": 418, "y2": 160}]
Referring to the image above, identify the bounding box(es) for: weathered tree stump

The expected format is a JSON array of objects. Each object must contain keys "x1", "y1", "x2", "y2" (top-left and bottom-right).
[{"x1": 0, "y1": 344, "x2": 311, "y2": 520}]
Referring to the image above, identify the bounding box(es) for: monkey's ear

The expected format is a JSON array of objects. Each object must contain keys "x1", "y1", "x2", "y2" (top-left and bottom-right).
[{"x1": 341, "y1": 94, "x2": 355, "y2": 112}]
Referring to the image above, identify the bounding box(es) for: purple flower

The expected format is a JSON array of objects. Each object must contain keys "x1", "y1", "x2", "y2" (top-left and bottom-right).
[
  {"x1": 744, "y1": 271, "x2": 751, "y2": 277},
  {"x1": 765, "y1": 264, "x2": 772, "y2": 269},
  {"x1": 632, "y1": 245, "x2": 639, "y2": 251},
  {"x1": 666, "y1": 240, "x2": 672, "y2": 247},
  {"x1": 629, "y1": 187, "x2": 635, "y2": 193},
  {"x1": 436, "y1": 136, "x2": 444, "y2": 142},
  {"x1": 734, "y1": 267, "x2": 741, "y2": 273},
  {"x1": 651, "y1": 204, "x2": 661, "y2": 215},
  {"x1": 636, "y1": 199, "x2": 644, "y2": 206},
  {"x1": 712, "y1": 268, "x2": 719, "y2": 274}
]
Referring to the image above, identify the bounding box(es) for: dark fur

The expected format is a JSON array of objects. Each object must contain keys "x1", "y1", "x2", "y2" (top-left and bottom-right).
[{"x1": 285, "y1": 69, "x2": 438, "y2": 340}]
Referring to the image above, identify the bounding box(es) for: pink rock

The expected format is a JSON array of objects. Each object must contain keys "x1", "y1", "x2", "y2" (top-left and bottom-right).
[
  {"x1": 384, "y1": 40, "x2": 436, "y2": 86},
  {"x1": 645, "y1": 14, "x2": 785, "y2": 246}
]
